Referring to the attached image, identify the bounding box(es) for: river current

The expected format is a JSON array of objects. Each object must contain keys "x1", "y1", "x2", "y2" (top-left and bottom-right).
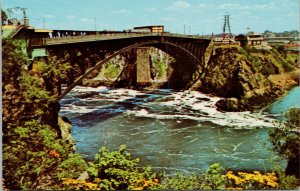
[{"x1": 59, "y1": 86, "x2": 300, "y2": 175}]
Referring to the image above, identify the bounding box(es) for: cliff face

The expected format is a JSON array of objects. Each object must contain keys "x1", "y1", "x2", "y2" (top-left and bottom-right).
[{"x1": 199, "y1": 45, "x2": 297, "y2": 111}]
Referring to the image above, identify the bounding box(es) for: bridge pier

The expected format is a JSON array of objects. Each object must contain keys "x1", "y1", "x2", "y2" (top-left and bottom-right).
[{"x1": 136, "y1": 47, "x2": 151, "y2": 86}]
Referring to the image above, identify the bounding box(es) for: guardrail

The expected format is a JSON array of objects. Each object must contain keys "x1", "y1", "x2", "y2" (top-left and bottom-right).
[{"x1": 30, "y1": 32, "x2": 210, "y2": 46}]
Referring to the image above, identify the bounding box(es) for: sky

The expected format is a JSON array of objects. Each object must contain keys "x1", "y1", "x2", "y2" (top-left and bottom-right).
[{"x1": 2, "y1": 0, "x2": 299, "y2": 35}]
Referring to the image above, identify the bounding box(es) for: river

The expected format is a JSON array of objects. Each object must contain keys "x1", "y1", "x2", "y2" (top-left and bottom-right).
[{"x1": 59, "y1": 86, "x2": 300, "y2": 175}]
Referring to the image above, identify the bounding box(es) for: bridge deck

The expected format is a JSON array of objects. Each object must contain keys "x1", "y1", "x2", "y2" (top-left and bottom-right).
[{"x1": 30, "y1": 33, "x2": 210, "y2": 47}]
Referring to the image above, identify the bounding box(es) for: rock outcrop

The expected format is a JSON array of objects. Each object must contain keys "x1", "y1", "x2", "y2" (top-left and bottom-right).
[{"x1": 199, "y1": 45, "x2": 296, "y2": 111}]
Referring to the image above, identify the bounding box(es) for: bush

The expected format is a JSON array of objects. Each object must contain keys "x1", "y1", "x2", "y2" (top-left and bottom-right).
[
  {"x1": 86, "y1": 145, "x2": 159, "y2": 190},
  {"x1": 272, "y1": 166, "x2": 299, "y2": 190},
  {"x1": 269, "y1": 108, "x2": 300, "y2": 178},
  {"x1": 200, "y1": 163, "x2": 227, "y2": 190},
  {"x1": 152, "y1": 58, "x2": 166, "y2": 79},
  {"x1": 154, "y1": 173, "x2": 199, "y2": 190},
  {"x1": 55, "y1": 154, "x2": 87, "y2": 180},
  {"x1": 3, "y1": 120, "x2": 74, "y2": 189},
  {"x1": 2, "y1": 38, "x2": 28, "y2": 85},
  {"x1": 154, "y1": 163, "x2": 226, "y2": 190}
]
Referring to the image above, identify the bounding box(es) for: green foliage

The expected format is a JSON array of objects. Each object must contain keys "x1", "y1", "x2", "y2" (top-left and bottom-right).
[
  {"x1": 55, "y1": 154, "x2": 87, "y2": 180},
  {"x1": 87, "y1": 145, "x2": 158, "y2": 190},
  {"x1": 3, "y1": 120, "x2": 75, "y2": 189},
  {"x1": 154, "y1": 163, "x2": 226, "y2": 190},
  {"x1": 269, "y1": 108, "x2": 300, "y2": 178},
  {"x1": 152, "y1": 58, "x2": 166, "y2": 79},
  {"x1": 2, "y1": 38, "x2": 28, "y2": 85},
  {"x1": 281, "y1": 59, "x2": 295, "y2": 72},
  {"x1": 235, "y1": 34, "x2": 248, "y2": 48},
  {"x1": 2, "y1": 38, "x2": 86, "y2": 190},
  {"x1": 271, "y1": 165, "x2": 298, "y2": 189},
  {"x1": 199, "y1": 163, "x2": 227, "y2": 190},
  {"x1": 2, "y1": 38, "x2": 54, "y2": 124},
  {"x1": 2, "y1": 9, "x2": 8, "y2": 25},
  {"x1": 40, "y1": 54, "x2": 72, "y2": 95},
  {"x1": 270, "y1": 108, "x2": 300, "y2": 159},
  {"x1": 270, "y1": 49, "x2": 295, "y2": 72},
  {"x1": 154, "y1": 173, "x2": 199, "y2": 190},
  {"x1": 101, "y1": 62, "x2": 120, "y2": 79},
  {"x1": 261, "y1": 65, "x2": 275, "y2": 75},
  {"x1": 286, "y1": 53, "x2": 299, "y2": 65},
  {"x1": 98, "y1": 62, "x2": 121, "y2": 80},
  {"x1": 19, "y1": 72, "x2": 55, "y2": 110},
  {"x1": 41, "y1": 56, "x2": 72, "y2": 81},
  {"x1": 238, "y1": 46, "x2": 295, "y2": 75}
]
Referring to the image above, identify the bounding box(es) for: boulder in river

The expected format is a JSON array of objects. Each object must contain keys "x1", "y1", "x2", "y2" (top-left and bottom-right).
[{"x1": 216, "y1": 97, "x2": 240, "y2": 112}]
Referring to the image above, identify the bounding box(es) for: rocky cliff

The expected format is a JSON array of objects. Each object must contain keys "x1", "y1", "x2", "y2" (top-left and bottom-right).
[{"x1": 199, "y1": 45, "x2": 298, "y2": 111}]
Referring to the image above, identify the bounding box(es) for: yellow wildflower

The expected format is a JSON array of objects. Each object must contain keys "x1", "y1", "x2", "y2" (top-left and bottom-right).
[{"x1": 133, "y1": 186, "x2": 143, "y2": 190}]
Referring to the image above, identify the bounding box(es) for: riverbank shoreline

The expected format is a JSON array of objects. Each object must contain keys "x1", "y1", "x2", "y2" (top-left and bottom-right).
[
  {"x1": 262, "y1": 69, "x2": 300, "y2": 110},
  {"x1": 268, "y1": 69, "x2": 299, "y2": 91}
]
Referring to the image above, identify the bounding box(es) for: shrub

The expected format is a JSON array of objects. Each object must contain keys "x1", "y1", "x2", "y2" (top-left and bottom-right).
[
  {"x1": 269, "y1": 108, "x2": 300, "y2": 178},
  {"x1": 152, "y1": 58, "x2": 166, "y2": 79},
  {"x1": 55, "y1": 154, "x2": 87, "y2": 180},
  {"x1": 200, "y1": 163, "x2": 227, "y2": 190},
  {"x1": 272, "y1": 166, "x2": 299, "y2": 190},
  {"x1": 86, "y1": 145, "x2": 159, "y2": 190},
  {"x1": 3, "y1": 120, "x2": 72, "y2": 189},
  {"x1": 154, "y1": 173, "x2": 199, "y2": 190},
  {"x1": 154, "y1": 163, "x2": 226, "y2": 190},
  {"x1": 2, "y1": 38, "x2": 28, "y2": 85}
]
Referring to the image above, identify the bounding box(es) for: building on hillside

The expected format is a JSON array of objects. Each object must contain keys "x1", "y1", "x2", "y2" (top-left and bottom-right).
[
  {"x1": 247, "y1": 33, "x2": 268, "y2": 46},
  {"x1": 265, "y1": 37, "x2": 295, "y2": 46},
  {"x1": 284, "y1": 43, "x2": 300, "y2": 52},
  {"x1": 133, "y1": 25, "x2": 164, "y2": 33}
]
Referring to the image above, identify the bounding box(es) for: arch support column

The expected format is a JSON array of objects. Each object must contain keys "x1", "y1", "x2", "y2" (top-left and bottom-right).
[{"x1": 136, "y1": 47, "x2": 151, "y2": 86}]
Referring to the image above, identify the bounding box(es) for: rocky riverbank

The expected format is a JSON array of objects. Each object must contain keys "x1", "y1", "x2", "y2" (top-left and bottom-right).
[{"x1": 199, "y1": 45, "x2": 298, "y2": 111}]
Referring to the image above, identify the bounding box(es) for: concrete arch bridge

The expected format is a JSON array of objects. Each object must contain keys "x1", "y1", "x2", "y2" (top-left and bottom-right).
[{"x1": 29, "y1": 33, "x2": 212, "y2": 100}]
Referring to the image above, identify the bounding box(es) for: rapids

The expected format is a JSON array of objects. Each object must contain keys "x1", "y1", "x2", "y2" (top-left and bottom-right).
[{"x1": 59, "y1": 86, "x2": 299, "y2": 175}]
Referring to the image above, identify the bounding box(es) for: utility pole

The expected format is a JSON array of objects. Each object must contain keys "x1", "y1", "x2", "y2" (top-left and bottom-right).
[
  {"x1": 184, "y1": 24, "x2": 185, "y2": 35},
  {"x1": 222, "y1": 14, "x2": 232, "y2": 39},
  {"x1": 94, "y1": 17, "x2": 97, "y2": 33},
  {"x1": 43, "y1": 17, "x2": 45, "y2": 29},
  {"x1": 189, "y1": 25, "x2": 191, "y2": 34}
]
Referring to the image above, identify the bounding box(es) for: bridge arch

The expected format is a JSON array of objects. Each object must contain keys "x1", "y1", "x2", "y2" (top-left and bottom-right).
[{"x1": 58, "y1": 39, "x2": 204, "y2": 100}]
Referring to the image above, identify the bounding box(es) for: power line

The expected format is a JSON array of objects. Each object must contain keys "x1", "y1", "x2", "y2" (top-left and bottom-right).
[{"x1": 222, "y1": 14, "x2": 232, "y2": 39}]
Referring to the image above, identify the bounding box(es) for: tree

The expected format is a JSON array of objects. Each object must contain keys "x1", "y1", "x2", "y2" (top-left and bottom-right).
[
  {"x1": 269, "y1": 108, "x2": 300, "y2": 178},
  {"x1": 2, "y1": 38, "x2": 86, "y2": 190},
  {"x1": 235, "y1": 34, "x2": 248, "y2": 48},
  {"x1": 2, "y1": 38, "x2": 27, "y2": 85},
  {"x1": 2, "y1": 9, "x2": 8, "y2": 25}
]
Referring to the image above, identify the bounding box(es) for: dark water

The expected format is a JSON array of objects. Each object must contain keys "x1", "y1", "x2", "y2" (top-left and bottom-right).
[{"x1": 59, "y1": 86, "x2": 299, "y2": 175}]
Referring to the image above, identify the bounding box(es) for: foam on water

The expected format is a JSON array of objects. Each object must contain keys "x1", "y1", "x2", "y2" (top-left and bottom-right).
[
  {"x1": 61, "y1": 86, "x2": 276, "y2": 129},
  {"x1": 61, "y1": 104, "x2": 99, "y2": 114},
  {"x1": 126, "y1": 90, "x2": 274, "y2": 129},
  {"x1": 70, "y1": 86, "x2": 110, "y2": 93}
]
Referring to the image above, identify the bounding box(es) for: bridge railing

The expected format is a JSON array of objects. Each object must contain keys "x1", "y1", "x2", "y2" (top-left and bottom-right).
[{"x1": 30, "y1": 32, "x2": 210, "y2": 46}]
